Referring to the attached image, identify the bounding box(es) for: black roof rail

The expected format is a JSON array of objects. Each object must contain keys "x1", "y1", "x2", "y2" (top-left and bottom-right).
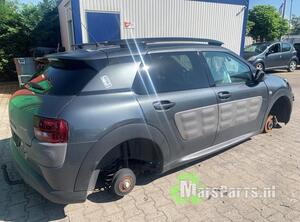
[
  {"x1": 105, "y1": 37, "x2": 224, "y2": 47},
  {"x1": 71, "y1": 38, "x2": 224, "y2": 51}
]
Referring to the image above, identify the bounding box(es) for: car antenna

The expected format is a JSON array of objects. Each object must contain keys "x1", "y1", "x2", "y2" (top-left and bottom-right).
[{"x1": 78, "y1": 21, "x2": 101, "y2": 49}]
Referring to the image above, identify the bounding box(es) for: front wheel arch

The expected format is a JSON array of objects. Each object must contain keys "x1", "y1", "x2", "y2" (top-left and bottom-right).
[
  {"x1": 269, "y1": 96, "x2": 292, "y2": 123},
  {"x1": 261, "y1": 92, "x2": 293, "y2": 132},
  {"x1": 255, "y1": 61, "x2": 265, "y2": 71}
]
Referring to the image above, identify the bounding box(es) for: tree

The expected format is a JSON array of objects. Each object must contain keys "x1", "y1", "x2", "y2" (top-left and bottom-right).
[
  {"x1": 0, "y1": 0, "x2": 61, "y2": 81},
  {"x1": 29, "y1": 0, "x2": 61, "y2": 48},
  {"x1": 248, "y1": 5, "x2": 289, "y2": 42},
  {"x1": 291, "y1": 16, "x2": 300, "y2": 35},
  {"x1": 246, "y1": 20, "x2": 255, "y2": 35},
  {"x1": 0, "y1": 1, "x2": 29, "y2": 80}
]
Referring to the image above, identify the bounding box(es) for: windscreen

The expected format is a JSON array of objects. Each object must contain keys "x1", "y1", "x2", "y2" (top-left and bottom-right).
[{"x1": 245, "y1": 43, "x2": 269, "y2": 53}]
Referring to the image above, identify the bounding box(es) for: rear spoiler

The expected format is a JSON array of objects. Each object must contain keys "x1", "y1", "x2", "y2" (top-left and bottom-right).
[{"x1": 37, "y1": 51, "x2": 108, "y2": 71}]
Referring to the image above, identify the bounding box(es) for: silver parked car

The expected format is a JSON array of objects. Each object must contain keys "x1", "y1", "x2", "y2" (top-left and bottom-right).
[
  {"x1": 9, "y1": 38, "x2": 294, "y2": 203},
  {"x1": 244, "y1": 41, "x2": 298, "y2": 72}
]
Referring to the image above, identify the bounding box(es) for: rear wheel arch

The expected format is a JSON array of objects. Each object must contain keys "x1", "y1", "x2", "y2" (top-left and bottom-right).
[
  {"x1": 74, "y1": 123, "x2": 170, "y2": 192},
  {"x1": 288, "y1": 59, "x2": 297, "y2": 72}
]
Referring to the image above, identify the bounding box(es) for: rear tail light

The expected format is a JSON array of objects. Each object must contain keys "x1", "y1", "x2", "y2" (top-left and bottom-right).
[{"x1": 33, "y1": 116, "x2": 68, "y2": 143}]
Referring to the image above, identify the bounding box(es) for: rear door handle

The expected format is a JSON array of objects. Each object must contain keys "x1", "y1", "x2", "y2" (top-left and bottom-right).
[
  {"x1": 153, "y1": 100, "x2": 176, "y2": 110},
  {"x1": 218, "y1": 91, "x2": 231, "y2": 100}
]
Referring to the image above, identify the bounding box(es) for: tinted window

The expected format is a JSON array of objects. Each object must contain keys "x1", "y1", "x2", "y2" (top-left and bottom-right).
[
  {"x1": 133, "y1": 52, "x2": 209, "y2": 94},
  {"x1": 282, "y1": 43, "x2": 291, "y2": 52},
  {"x1": 269, "y1": 43, "x2": 281, "y2": 53},
  {"x1": 84, "y1": 62, "x2": 139, "y2": 92},
  {"x1": 203, "y1": 52, "x2": 252, "y2": 86},
  {"x1": 27, "y1": 60, "x2": 103, "y2": 95},
  {"x1": 294, "y1": 43, "x2": 300, "y2": 51},
  {"x1": 245, "y1": 43, "x2": 268, "y2": 53}
]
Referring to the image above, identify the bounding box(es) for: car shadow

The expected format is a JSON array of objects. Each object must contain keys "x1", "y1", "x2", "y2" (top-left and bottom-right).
[
  {"x1": 87, "y1": 190, "x2": 123, "y2": 203},
  {"x1": 265, "y1": 66, "x2": 300, "y2": 74},
  {"x1": 0, "y1": 138, "x2": 67, "y2": 221}
]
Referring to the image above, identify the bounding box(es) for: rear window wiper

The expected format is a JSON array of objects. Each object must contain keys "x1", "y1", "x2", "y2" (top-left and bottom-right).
[{"x1": 26, "y1": 82, "x2": 45, "y2": 91}]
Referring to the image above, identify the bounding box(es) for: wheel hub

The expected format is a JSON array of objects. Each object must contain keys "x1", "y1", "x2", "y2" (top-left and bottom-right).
[
  {"x1": 119, "y1": 177, "x2": 133, "y2": 193},
  {"x1": 267, "y1": 121, "x2": 273, "y2": 130},
  {"x1": 290, "y1": 61, "x2": 296, "y2": 71},
  {"x1": 264, "y1": 115, "x2": 274, "y2": 133},
  {"x1": 256, "y1": 63, "x2": 263, "y2": 70}
]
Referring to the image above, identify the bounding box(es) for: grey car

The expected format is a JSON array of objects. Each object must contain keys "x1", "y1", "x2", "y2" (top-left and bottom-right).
[
  {"x1": 9, "y1": 38, "x2": 294, "y2": 204},
  {"x1": 244, "y1": 41, "x2": 298, "y2": 72}
]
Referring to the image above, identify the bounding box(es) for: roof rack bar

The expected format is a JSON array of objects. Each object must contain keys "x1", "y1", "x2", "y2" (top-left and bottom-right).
[
  {"x1": 71, "y1": 37, "x2": 224, "y2": 51},
  {"x1": 104, "y1": 37, "x2": 224, "y2": 47}
]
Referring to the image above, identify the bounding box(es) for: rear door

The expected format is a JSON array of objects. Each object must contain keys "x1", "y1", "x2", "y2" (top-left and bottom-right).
[
  {"x1": 133, "y1": 50, "x2": 218, "y2": 163},
  {"x1": 281, "y1": 42, "x2": 293, "y2": 65},
  {"x1": 202, "y1": 51, "x2": 268, "y2": 145},
  {"x1": 294, "y1": 43, "x2": 300, "y2": 59}
]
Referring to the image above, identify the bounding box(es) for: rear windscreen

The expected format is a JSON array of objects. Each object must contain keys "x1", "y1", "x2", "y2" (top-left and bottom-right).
[{"x1": 26, "y1": 60, "x2": 105, "y2": 95}]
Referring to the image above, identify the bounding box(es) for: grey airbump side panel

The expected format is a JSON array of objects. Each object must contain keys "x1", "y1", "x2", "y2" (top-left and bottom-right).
[
  {"x1": 175, "y1": 105, "x2": 218, "y2": 140},
  {"x1": 218, "y1": 96, "x2": 263, "y2": 130},
  {"x1": 174, "y1": 96, "x2": 263, "y2": 141}
]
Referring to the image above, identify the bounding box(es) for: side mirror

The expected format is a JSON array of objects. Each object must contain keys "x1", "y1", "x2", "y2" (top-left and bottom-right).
[{"x1": 254, "y1": 70, "x2": 265, "y2": 82}]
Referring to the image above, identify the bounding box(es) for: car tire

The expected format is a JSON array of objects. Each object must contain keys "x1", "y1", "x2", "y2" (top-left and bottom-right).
[
  {"x1": 111, "y1": 168, "x2": 136, "y2": 197},
  {"x1": 255, "y1": 62, "x2": 264, "y2": 71},
  {"x1": 288, "y1": 60, "x2": 297, "y2": 72}
]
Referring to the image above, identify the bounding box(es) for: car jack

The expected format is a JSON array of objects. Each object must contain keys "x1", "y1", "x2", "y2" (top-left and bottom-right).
[{"x1": 1, "y1": 164, "x2": 24, "y2": 185}]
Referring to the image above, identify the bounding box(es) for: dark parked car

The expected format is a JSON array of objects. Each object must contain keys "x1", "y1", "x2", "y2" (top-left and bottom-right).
[
  {"x1": 9, "y1": 38, "x2": 294, "y2": 204},
  {"x1": 244, "y1": 41, "x2": 298, "y2": 72},
  {"x1": 295, "y1": 43, "x2": 300, "y2": 61}
]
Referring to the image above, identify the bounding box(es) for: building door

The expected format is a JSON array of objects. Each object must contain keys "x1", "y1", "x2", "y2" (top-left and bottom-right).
[{"x1": 86, "y1": 12, "x2": 120, "y2": 42}]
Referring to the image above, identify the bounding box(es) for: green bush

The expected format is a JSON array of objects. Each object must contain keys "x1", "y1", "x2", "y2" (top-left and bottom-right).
[{"x1": 0, "y1": 0, "x2": 60, "y2": 81}]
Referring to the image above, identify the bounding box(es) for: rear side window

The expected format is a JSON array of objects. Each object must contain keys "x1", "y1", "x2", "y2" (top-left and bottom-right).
[
  {"x1": 294, "y1": 43, "x2": 300, "y2": 53},
  {"x1": 133, "y1": 51, "x2": 209, "y2": 94},
  {"x1": 28, "y1": 60, "x2": 104, "y2": 95},
  {"x1": 282, "y1": 43, "x2": 291, "y2": 52},
  {"x1": 83, "y1": 62, "x2": 139, "y2": 92}
]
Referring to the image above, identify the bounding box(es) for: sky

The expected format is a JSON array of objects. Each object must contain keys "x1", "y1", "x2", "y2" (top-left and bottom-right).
[{"x1": 20, "y1": 0, "x2": 300, "y2": 17}]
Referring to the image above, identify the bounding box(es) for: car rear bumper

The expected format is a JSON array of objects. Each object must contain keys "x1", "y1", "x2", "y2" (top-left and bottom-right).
[{"x1": 10, "y1": 138, "x2": 87, "y2": 204}]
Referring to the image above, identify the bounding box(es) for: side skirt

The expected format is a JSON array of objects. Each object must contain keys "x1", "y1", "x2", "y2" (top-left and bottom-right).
[{"x1": 162, "y1": 131, "x2": 257, "y2": 173}]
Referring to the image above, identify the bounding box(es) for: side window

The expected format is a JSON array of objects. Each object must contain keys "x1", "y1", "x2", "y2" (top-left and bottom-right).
[
  {"x1": 133, "y1": 51, "x2": 209, "y2": 94},
  {"x1": 202, "y1": 51, "x2": 253, "y2": 86},
  {"x1": 294, "y1": 43, "x2": 300, "y2": 52},
  {"x1": 282, "y1": 43, "x2": 291, "y2": 52},
  {"x1": 269, "y1": 43, "x2": 281, "y2": 54}
]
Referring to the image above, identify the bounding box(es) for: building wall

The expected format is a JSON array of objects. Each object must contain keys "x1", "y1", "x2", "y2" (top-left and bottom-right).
[
  {"x1": 245, "y1": 36, "x2": 254, "y2": 46},
  {"x1": 59, "y1": 0, "x2": 248, "y2": 54},
  {"x1": 58, "y1": 0, "x2": 73, "y2": 51}
]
